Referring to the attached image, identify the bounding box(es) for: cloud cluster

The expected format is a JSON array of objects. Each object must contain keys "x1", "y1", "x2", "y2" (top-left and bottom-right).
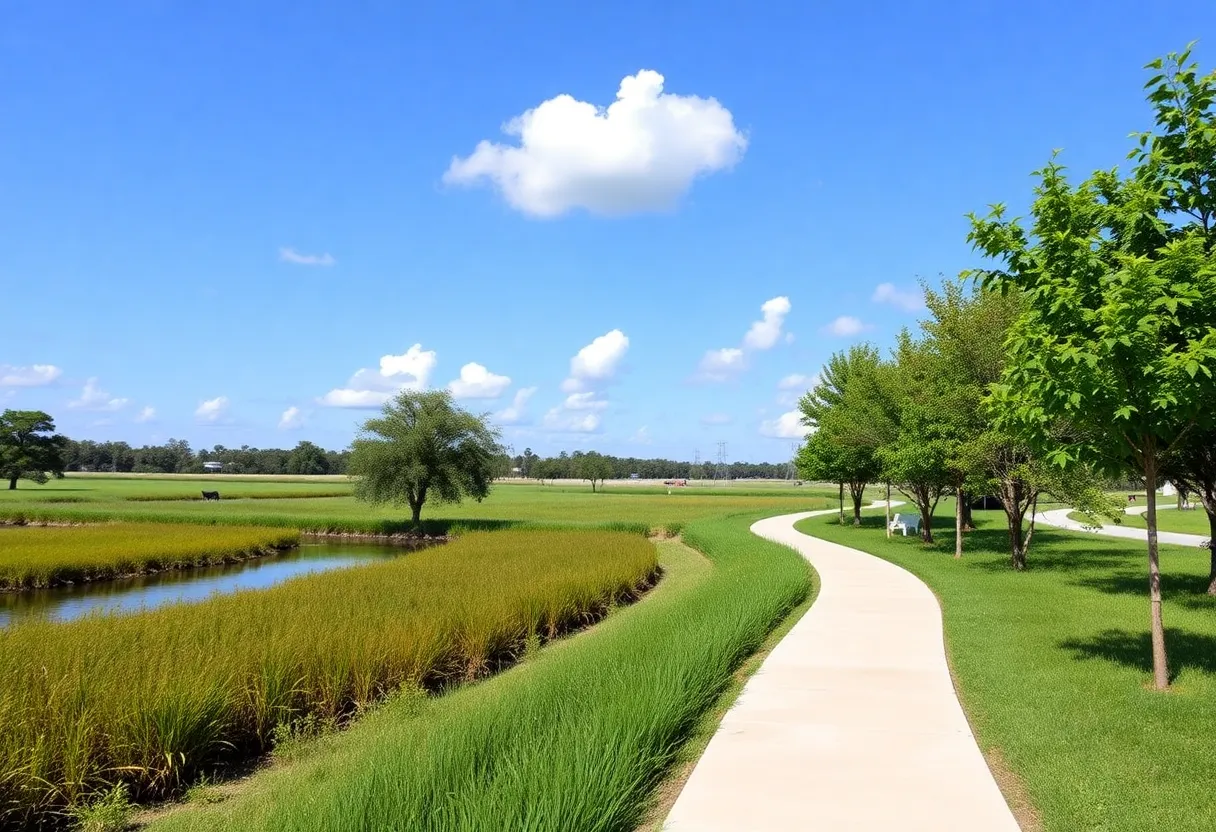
[
  {"x1": 760, "y1": 410, "x2": 811, "y2": 439},
  {"x1": 445, "y1": 70, "x2": 747, "y2": 217},
  {"x1": 697, "y1": 296, "x2": 791, "y2": 381},
  {"x1": 0, "y1": 364, "x2": 61, "y2": 387},
  {"x1": 280, "y1": 247, "x2": 336, "y2": 267},
  {"x1": 321, "y1": 345, "x2": 438, "y2": 409},
  {"x1": 448, "y1": 362, "x2": 511, "y2": 399},
  {"x1": 544, "y1": 330, "x2": 630, "y2": 432},
  {"x1": 872, "y1": 282, "x2": 923, "y2": 312},
  {"x1": 822, "y1": 316, "x2": 869, "y2": 337},
  {"x1": 68, "y1": 378, "x2": 129, "y2": 412}
]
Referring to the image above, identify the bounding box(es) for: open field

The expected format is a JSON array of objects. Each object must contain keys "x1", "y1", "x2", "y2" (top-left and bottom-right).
[
  {"x1": 0, "y1": 524, "x2": 299, "y2": 590},
  {"x1": 146, "y1": 515, "x2": 813, "y2": 832},
  {"x1": 0, "y1": 476, "x2": 352, "y2": 503},
  {"x1": 0, "y1": 530, "x2": 657, "y2": 827},
  {"x1": 0, "y1": 476, "x2": 835, "y2": 535},
  {"x1": 797, "y1": 508, "x2": 1216, "y2": 832}
]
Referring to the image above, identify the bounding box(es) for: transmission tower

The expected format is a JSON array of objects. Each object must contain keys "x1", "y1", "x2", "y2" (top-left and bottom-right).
[
  {"x1": 693, "y1": 449, "x2": 701, "y2": 483},
  {"x1": 716, "y1": 441, "x2": 728, "y2": 486}
]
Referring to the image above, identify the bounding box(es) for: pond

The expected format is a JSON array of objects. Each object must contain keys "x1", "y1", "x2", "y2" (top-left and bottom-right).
[{"x1": 0, "y1": 539, "x2": 429, "y2": 627}]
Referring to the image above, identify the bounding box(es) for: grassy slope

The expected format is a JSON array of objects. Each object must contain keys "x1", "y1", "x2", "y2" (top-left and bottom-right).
[
  {"x1": 797, "y1": 509, "x2": 1216, "y2": 832},
  {"x1": 148, "y1": 518, "x2": 813, "y2": 832}
]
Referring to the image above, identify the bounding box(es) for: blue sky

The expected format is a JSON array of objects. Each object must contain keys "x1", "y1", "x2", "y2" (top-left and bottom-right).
[{"x1": 2, "y1": 1, "x2": 1212, "y2": 462}]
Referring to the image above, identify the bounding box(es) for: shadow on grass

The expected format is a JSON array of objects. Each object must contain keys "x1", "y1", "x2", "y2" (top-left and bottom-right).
[
  {"x1": 1059, "y1": 628, "x2": 1216, "y2": 681},
  {"x1": 1075, "y1": 570, "x2": 1216, "y2": 610}
]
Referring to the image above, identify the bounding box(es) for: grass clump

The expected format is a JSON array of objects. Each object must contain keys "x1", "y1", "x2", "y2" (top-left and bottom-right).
[
  {"x1": 0, "y1": 530, "x2": 657, "y2": 828},
  {"x1": 796, "y1": 509, "x2": 1216, "y2": 832},
  {"x1": 148, "y1": 516, "x2": 812, "y2": 832},
  {"x1": 0, "y1": 524, "x2": 300, "y2": 590},
  {"x1": 68, "y1": 784, "x2": 133, "y2": 832}
]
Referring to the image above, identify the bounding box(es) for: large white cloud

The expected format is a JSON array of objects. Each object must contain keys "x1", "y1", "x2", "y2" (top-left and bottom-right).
[
  {"x1": 760, "y1": 410, "x2": 811, "y2": 439},
  {"x1": 495, "y1": 386, "x2": 537, "y2": 425},
  {"x1": 68, "y1": 378, "x2": 129, "y2": 412},
  {"x1": 562, "y1": 330, "x2": 629, "y2": 392},
  {"x1": 448, "y1": 362, "x2": 512, "y2": 399},
  {"x1": 445, "y1": 70, "x2": 747, "y2": 217},
  {"x1": 195, "y1": 396, "x2": 229, "y2": 424},
  {"x1": 0, "y1": 364, "x2": 61, "y2": 387},
  {"x1": 321, "y1": 344, "x2": 438, "y2": 409},
  {"x1": 872, "y1": 282, "x2": 923, "y2": 312}
]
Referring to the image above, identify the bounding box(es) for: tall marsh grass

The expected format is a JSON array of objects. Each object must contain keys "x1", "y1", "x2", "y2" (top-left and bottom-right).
[
  {"x1": 0, "y1": 524, "x2": 299, "y2": 589},
  {"x1": 0, "y1": 530, "x2": 656, "y2": 829}
]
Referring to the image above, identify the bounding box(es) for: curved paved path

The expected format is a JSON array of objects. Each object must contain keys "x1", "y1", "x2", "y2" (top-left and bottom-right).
[
  {"x1": 1036, "y1": 506, "x2": 1207, "y2": 548},
  {"x1": 664, "y1": 509, "x2": 1020, "y2": 831}
]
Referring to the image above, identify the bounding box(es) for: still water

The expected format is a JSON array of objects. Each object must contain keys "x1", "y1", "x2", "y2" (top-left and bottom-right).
[{"x1": 0, "y1": 539, "x2": 427, "y2": 627}]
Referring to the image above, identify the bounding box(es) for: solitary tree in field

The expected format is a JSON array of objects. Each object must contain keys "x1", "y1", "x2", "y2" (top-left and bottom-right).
[
  {"x1": 577, "y1": 451, "x2": 614, "y2": 493},
  {"x1": 0, "y1": 410, "x2": 66, "y2": 490},
  {"x1": 968, "y1": 47, "x2": 1216, "y2": 689},
  {"x1": 348, "y1": 390, "x2": 501, "y2": 525},
  {"x1": 285, "y1": 440, "x2": 330, "y2": 475}
]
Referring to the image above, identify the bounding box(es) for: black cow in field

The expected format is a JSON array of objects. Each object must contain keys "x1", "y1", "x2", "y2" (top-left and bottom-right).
[{"x1": 201, "y1": 491, "x2": 221, "y2": 501}]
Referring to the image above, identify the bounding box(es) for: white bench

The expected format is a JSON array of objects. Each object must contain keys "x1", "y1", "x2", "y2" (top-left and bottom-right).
[{"x1": 889, "y1": 513, "x2": 921, "y2": 536}]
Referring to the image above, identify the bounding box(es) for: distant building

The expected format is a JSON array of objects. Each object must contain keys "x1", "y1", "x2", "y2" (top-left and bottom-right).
[{"x1": 203, "y1": 461, "x2": 223, "y2": 473}]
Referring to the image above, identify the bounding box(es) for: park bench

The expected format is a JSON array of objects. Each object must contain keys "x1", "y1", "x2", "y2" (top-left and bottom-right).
[
  {"x1": 889, "y1": 513, "x2": 921, "y2": 536},
  {"x1": 201, "y1": 491, "x2": 221, "y2": 501}
]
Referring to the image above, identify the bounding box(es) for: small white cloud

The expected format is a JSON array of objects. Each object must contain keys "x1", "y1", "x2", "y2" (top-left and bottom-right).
[
  {"x1": 320, "y1": 344, "x2": 438, "y2": 409},
  {"x1": 68, "y1": 378, "x2": 129, "y2": 412},
  {"x1": 445, "y1": 70, "x2": 747, "y2": 217},
  {"x1": 823, "y1": 316, "x2": 868, "y2": 337},
  {"x1": 700, "y1": 413, "x2": 733, "y2": 426},
  {"x1": 495, "y1": 386, "x2": 538, "y2": 425},
  {"x1": 743, "y1": 296, "x2": 792, "y2": 351},
  {"x1": 562, "y1": 330, "x2": 629, "y2": 392},
  {"x1": 760, "y1": 410, "x2": 811, "y2": 439},
  {"x1": 280, "y1": 247, "x2": 336, "y2": 267},
  {"x1": 872, "y1": 282, "x2": 923, "y2": 312},
  {"x1": 543, "y1": 408, "x2": 602, "y2": 433},
  {"x1": 0, "y1": 364, "x2": 62, "y2": 387},
  {"x1": 448, "y1": 362, "x2": 512, "y2": 399},
  {"x1": 563, "y1": 392, "x2": 609, "y2": 411},
  {"x1": 631, "y1": 425, "x2": 653, "y2": 444},
  {"x1": 135, "y1": 406, "x2": 156, "y2": 423},
  {"x1": 195, "y1": 396, "x2": 230, "y2": 424},
  {"x1": 696, "y1": 347, "x2": 746, "y2": 381},
  {"x1": 777, "y1": 373, "x2": 813, "y2": 390},
  {"x1": 278, "y1": 406, "x2": 303, "y2": 430}
]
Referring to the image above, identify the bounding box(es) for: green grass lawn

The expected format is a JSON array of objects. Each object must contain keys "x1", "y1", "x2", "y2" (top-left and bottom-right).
[
  {"x1": 0, "y1": 476, "x2": 834, "y2": 534},
  {"x1": 1119, "y1": 506, "x2": 1212, "y2": 537},
  {"x1": 144, "y1": 515, "x2": 813, "y2": 832},
  {"x1": 0, "y1": 475, "x2": 352, "y2": 502},
  {"x1": 797, "y1": 508, "x2": 1216, "y2": 832}
]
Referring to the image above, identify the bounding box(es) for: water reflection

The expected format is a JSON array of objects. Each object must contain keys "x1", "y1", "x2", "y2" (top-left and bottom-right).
[{"x1": 0, "y1": 539, "x2": 427, "y2": 627}]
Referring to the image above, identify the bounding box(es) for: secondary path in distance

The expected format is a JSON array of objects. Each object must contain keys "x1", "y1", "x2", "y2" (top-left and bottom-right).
[
  {"x1": 1036, "y1": 506, "x2": 1207, "y2": 548},
  {"x1": 664, "y1": 507, "x2": 1020, "y2": 832}
]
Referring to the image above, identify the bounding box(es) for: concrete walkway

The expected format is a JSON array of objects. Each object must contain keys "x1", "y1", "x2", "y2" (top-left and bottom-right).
[
  {"x1": 664, "y1": 508, "x2": 1020, "y2": 832},
  {"x1": 1036, "y1": 507, "x2": 1208, "y2": 548}
]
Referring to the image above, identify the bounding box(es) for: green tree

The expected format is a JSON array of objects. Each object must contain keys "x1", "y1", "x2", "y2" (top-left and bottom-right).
[
  {"x1": 348, "y1": 390, "x2": 501, "y2": 525},
  {"x1": 577, "y1": 451, "x2": 613, "y2": 492},
  {"x1": 968, "y1": 47, "x2": 1216, "y2": 689},
  {"x1": 285, "y1": 441, "x2": 330, "y2": 475},
  {"x1": 0, "y1": 410, "x2": 66, "y2": 490}
]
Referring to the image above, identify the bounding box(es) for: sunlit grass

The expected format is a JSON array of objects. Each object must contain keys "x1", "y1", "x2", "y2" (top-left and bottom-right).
[
  {"x1": 0, "y1": 524, "x2": 299, "y2": 589},
  {"x1": 0, "y1": 530, "x2": 657, "y2": 827}
]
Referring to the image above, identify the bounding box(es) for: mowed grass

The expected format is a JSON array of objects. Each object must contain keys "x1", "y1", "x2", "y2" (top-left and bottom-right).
[
  {"x1": 148, "y1": 515, "x2": 813, "y2": 832},
  {"x1": 796, "y1": 509, "x2": 1216, "y2": 832},
  {"x1": 0, "y1": 476, "x2": 352, "y2": 503},
  {"x1": 0, "y1": 477, "x2": 834, "y2": 535},
  {"x1": 1118, "y1": 506, "x2": 1213, "y2": 537},
  {"x1": 0, "y1": 530, "x2": 658, "y2": 828},
  {"x1": 0, "y1": 524, "x2": 299, "y2": 589}
]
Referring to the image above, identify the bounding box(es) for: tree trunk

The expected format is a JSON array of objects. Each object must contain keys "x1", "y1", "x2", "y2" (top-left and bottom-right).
[
  {"x1": 1144, "y1": 453, "x2": 1170, "y2": 690},
  {"x1": 885, "y1": 483, "x2": 891, "y2": 538},
  {"x1": 7, "y1": 476, "x2": 16, "y2": 491},
  {"x1": 1207, "y1": 508, "x2": 1216, "y2": 596},
  {"x1": 849, "y1": 481, "x2": 865, "y2": 525},
  {"x1": 960, "y1": 493, "x2": 976, "y2": 531},
  {"x1": 838, "y1": 482, "x2": 844, "y2": 525},
  {"x1": 410, "y1": 501, "x2": 422, "y2": 525},
  {"x1": 954, "y1": 488, "x2": 963, "y2": 559}
]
